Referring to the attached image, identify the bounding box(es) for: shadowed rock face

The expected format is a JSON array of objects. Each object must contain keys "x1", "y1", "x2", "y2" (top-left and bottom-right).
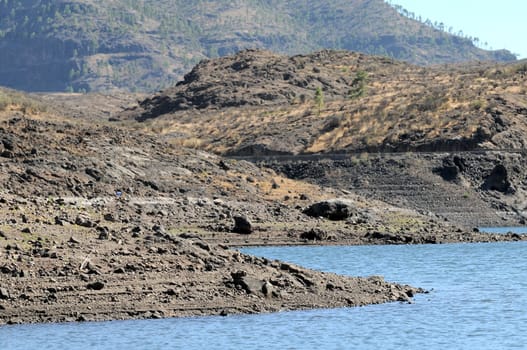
[
  {"x1": 482, "y1": 164, "x2": 512, "y2": 193},
  {"x1": 434, "y1": 156, "x2": 467, "y2": 182}
]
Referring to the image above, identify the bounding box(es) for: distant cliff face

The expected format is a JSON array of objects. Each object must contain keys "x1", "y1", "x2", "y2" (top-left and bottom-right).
[{"x1": 0, "y1": 0, "x2": 516, "y2": 92}]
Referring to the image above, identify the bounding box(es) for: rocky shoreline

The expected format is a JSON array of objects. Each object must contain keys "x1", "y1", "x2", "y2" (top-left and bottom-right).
[
  {"x1": 1, "y1": 218, "x2": 524, "y2": 326},
  {"x1": 1, "y1": 190, "x2": 524, "y2": 326},
  {"x1": 1, "y1": 113, "x2": 526, "y2": 325},
  {"x1": 0, "y1": 229, "x2": 426, "y2": 325}
]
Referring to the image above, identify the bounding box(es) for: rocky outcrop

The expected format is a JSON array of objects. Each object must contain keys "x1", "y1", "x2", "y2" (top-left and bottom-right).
[
  {"x1": 482, "y1": 164, "x2": 512, "y2": 193},
  {"x1": 434, "y1": 156, "x2": 467, "y2": 182},
  {"x1": 303, "y1": 199, "x2": 356, "y2": 221}
]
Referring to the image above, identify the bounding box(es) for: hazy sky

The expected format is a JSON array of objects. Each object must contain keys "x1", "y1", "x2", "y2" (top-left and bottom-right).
[{"x1": 391, "y1": 0, "x2": 526, "y2": 59}]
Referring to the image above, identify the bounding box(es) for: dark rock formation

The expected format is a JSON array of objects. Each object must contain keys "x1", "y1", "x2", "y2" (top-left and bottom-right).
[
  {"x1": 303, "y1": 199, "x2": 355, "y2": 221},
  {"x1": 482, "y1": 164, "x2": 512, "y2": 193},
  {"x1": 300, "y1": 228, "x2": 328, "y2": 241},
  {"x1": 232, "y1": 215, "x2": 253, "y2": 234},
  {"x1": 435, "y1": 156, "x2": 467, "y2": 182},
  {"x1": 86, "y1": 282, "x2": 105, "y2": 291}
]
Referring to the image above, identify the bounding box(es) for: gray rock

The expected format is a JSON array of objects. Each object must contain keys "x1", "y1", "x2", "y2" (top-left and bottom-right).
[
  {"x1": 230, "y1": 271, "x2": 264, "y2": 294},
  {"x1": 75, "y1": 214, "x2": 95, "y2": 228},
  {"x1": 303, "y1": 199, "x2": 355, "y2": 221},
  {"x1": 434, "y1": 156, "x2": 464, "y2": 182},
  {"x1": 261, "y1": 281, "x2": 274, "y2": 297},
  {"x1": 103, "y1": 213, "x2": 116, "y2": 222},
  {"x1": 0, "y1": 287, "x2": 10, "y2": 300}
]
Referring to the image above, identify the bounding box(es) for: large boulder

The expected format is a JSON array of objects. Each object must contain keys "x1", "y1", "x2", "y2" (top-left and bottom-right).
[
  {"x1": 303, "y1": 199, "x2": 355, "y2": 221},
  {"x1": 232, "y1": 215, "x2": 253, "y2": 234},
  {"x1": 482, "y1": 164, "x2": 512, "y2": 193}
]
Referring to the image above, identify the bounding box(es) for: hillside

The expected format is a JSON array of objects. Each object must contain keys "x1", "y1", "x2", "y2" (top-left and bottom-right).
[
  {"x1": 121, "y1": 50, "x2": 527, "y2": 226},
  {"x1": 0, "y1": 0, "x2": 516, "y2": 92},
  {"x1": 126, "y1": 50, "x2": 527, "y2": 155}
]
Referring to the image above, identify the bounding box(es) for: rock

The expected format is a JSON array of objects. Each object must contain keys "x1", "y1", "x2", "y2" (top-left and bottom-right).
[
  {"x1": 218, "y1": 160, "x2": 230, "y2": 171},
  {"x1": 219, "y1": 309, "x2": 229, "y2": 317},
  {"x1": 164, "y1": 288, "x2": 177, "y2": 296},
  {"x1": 194, "y1": 241, "x2": 210, "y2": 251},
  {"x1": 0, "y1": 288, "x2": 10, "y2": 300},
  {"x1": 232, "y1": 215, "x2": 253, "y2": 234},
  {"x1": 434, "y1": 157, "x2": 462, "y2": 182},
  {"x1": 261, "y1": 281, "x2": 274, "y2": 297},
  {"x1": 303, "y1": 199, "x2": 355, "y2": 221},
  {"x1": 152, "y1": 225, "x2": 166, "y2": 235},
  {"x1": 69, "y1": 236, "x2": 80, "y2": 244},
  {"x1": 300, "y1": 228, "x2": 328, "y2": 241},
  {"x1": 103, "y1": 213, "x2": 116, "y2": 222},
  {"x1": 85, "y1": 168, "x2": 103, "y2": 181},
  {"x1": 54, "y1": 216, "x2": 66, "y2": 226},
  {"x1": 97, "y1": 226, "x2": 111, "y2": 240},
  {"x1": 86, "y1": 281, "x2": 105, "y2": 291},
  {"x1": 75, "y1": 214, "x2": 95, "y2": 228},
  {"x1": 482, "y1": 164, "x2": 512, "y2": 193},
  {"x1": 114, "y1": 267, "x2": 126, "y2": 274},
  {"x1": 230, "y1": 271, "x2": 264, "y2": 294}
]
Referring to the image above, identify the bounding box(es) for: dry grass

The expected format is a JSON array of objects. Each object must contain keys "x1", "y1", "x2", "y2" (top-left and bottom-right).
[
  {"x1": 0, "y1": 88, "x2": 48, "y2": 114},
  {"x1": 126, "y1": 56, "x2": 527, "y2": 155}
]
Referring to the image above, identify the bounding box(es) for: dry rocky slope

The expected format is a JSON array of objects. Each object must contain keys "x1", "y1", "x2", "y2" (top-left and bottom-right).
[
  {"x1": 126, "y1": 49, "x2": 527, "y2": 227},
  {"x1": 2, "y1": 101, "x2": 508, "y2": 325}
]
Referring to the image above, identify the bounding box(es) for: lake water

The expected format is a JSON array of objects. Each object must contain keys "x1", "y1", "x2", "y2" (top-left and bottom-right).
[{"x1": 2, "y1": 241, "x2": 527, "y2": 349}]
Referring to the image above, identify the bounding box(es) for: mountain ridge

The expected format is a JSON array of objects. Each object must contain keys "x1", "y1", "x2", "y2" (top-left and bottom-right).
[{"x1": 0, "y1": 0, "x2": 516, "y2": 92}]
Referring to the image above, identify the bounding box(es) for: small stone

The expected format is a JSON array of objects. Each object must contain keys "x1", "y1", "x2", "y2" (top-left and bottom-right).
[
  {"x1": 0, "y1": 288, "x2": 10, "y2": 300},
  {"x1": 86, "y1": 281, "x2": 105, "y2": 291},
  {"x1": 261, "y1": 281, "x2": 273, "y2": 297},
  {"x1": 54, "y1": 217, "x2": 65, "y2": 226},
  {"x1": 103, "y1": 213, "x2": 116, "y2": 222},
  {"x1": 164, "y1": 289, "x2": 177, "y2": 296},
  {"x1": 114, "y1": 267, "x2": 126, "y2": 274},
  {"x1": 75, "y1": 214, "x2": 95, "y2": 228}
]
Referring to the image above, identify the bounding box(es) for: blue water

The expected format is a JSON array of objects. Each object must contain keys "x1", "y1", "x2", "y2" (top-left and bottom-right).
[{"x1": 2, "y1": 242, "x2": 527, "y2": 349}]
